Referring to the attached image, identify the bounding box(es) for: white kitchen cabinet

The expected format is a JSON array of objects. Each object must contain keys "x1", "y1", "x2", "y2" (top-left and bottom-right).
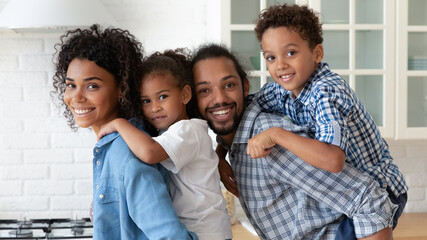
[
  {"x1": 396, "y1": 0, "x2": 427, "y2": 139},
  {"x1": 221, "y1": 0, "x2": 427, "y2": 139}
]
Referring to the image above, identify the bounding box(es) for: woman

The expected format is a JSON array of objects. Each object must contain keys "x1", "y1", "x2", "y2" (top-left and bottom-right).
[{"x1": 51, "y1": 24, "x2": 197, "y2": 240}]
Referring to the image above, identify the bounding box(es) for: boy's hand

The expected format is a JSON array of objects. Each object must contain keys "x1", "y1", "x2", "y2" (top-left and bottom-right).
[
  {"x1": 247, "y1": 128, "x2": 277, "y2": 158},
  {"x1": 97, "y1": 119, "x2": 118, "y2": 141}
]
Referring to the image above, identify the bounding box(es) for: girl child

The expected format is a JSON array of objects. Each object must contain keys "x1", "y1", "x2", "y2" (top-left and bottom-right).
[
  {"x1": 52, "y1": 24, "x2": 196, "y2": 239},
  {"x1": 97, "y1": 48, "x2": 233, "y2": 240}
]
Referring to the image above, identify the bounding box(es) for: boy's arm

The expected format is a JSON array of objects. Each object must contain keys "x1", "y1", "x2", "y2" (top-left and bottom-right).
[
  {"x1": 247, "y1": 127, "x2": 345, "y2": 173},
  {"x1": 101, "y1": 118, "x2": 169, "y2": 164}
]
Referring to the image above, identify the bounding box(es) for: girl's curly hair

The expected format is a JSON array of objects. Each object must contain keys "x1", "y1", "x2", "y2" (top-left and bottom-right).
[
  {"x1": 254, "y1": 4, "x2": 323, "y2": 50},
  {"x1": 51, "y1": 24, "x2": 144, "y2": 130},
  {"x1": 135, "y1": 48, "x2": 199, "y2": 136}
]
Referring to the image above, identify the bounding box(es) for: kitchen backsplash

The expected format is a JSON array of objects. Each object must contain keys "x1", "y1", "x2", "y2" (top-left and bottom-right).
[{"x1": 0, "y1": 0, "x2": 426, "y2": 219}]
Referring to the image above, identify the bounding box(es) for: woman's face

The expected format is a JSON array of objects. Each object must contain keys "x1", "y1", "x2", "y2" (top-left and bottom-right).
[{"x1": 64, "y1": 58, "x2": 121, "y2": 134}]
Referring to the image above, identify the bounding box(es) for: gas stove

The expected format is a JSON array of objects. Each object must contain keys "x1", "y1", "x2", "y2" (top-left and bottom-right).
[{"x1": 0, "y1": 218, "x2": 93, "y2": 239}]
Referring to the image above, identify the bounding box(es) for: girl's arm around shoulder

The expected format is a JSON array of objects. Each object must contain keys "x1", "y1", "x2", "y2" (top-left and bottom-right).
[{"x1": 104, "y1": 118, "x2": 169, "y2": 164}]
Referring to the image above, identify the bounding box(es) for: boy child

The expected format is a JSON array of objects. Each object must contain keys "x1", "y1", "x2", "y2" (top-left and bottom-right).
[{"x1": 249, "y1": 3, "x2": 408, "y2": 238}]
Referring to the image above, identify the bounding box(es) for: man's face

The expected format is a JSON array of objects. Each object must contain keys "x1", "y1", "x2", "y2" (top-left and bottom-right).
[{"x1": 192, "y1": 57, "x2": 249, "y2": 138}]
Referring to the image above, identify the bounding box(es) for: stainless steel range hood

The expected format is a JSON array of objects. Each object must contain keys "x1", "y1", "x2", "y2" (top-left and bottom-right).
[{"x1": 0, "y1": 0, "x2": 117, "y2": 32}]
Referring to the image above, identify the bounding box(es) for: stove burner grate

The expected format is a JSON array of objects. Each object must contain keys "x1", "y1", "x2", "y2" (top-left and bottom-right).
[{"x1": 0, "y1": 218, "x2": 93, "y2": 239}]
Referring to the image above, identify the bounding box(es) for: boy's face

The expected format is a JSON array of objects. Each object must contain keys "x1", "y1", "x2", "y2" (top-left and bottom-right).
[{"x1": 261, "y1": 26, "x2": 323, "y2": 97}]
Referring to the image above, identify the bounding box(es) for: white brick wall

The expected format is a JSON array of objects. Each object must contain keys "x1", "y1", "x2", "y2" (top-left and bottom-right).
[
  {"x1": 0, "y1": 0, "x2": 426, "y2": 221},
  {"x1": 389, "y1": 140, "x2": 427, "y2": 212},
  {"x1": 0, "y1": 0, "x2": 220, "y2": 220}
]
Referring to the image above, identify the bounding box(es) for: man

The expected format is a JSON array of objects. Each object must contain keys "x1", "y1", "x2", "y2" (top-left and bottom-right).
[{"x1": 191, "y1": 43, "x2": 397, "y2": 240}]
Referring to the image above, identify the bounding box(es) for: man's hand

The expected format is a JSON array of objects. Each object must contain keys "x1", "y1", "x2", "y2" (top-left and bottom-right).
[
  {"x1": 218, "y1": 158, "x2": 239, "y2": 197},
  {"x1": 247, "y1": 128, "x2": 278, "y2": 158},
  {"x1": 359, "y1": 227, "x2": 393, "y2": 240}
]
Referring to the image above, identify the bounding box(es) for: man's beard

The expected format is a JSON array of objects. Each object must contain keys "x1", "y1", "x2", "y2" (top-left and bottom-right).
[
  {"x1": 206, "y1": 113, "x2": 240, "y2": 135},
  {"x1": 204, "y1": 101, "x2": 243, "y2": 136}
]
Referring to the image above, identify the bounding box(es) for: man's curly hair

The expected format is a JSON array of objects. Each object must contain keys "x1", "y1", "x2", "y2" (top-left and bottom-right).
[
  {"x1": 136, "y1": 48, "x2": 199, "y2": 136},
  {"x1": 191, "y1": 43, "x2": 248, "y2": 86},
  {"x1": 254, "y1": 4, "x2": 323, "y2": 50},
  {"x1": 51, "y1": 24, "x2": 144, "y2": 130}
]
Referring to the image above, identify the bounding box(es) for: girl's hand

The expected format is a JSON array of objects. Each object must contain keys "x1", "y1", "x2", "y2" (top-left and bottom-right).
[
  {"x1": 247, "y1": 128, "x2": 278, "y2": 158},
  {"x1": 97, "y1": 119, "x2": 118, "y2": 141}
]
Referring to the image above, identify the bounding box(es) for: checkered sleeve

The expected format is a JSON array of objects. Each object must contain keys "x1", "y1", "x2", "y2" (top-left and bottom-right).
[
  {"x1": 254, "y1": 82, "x2": 286, "y2": 114},
  {"x1": 253, "y1": 113, "x2": 397, "y2": 238},
  {"x1": 312, "y1": 85, "x2": 350, "y2": 152}
]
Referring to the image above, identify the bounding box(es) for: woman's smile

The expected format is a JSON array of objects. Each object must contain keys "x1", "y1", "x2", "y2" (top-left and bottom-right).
[
  {"x1": 73, "y1": 107, "x2": 95, "y2": 115},
  {"x1": 64, "y1": 58, "x2": 121, "y2": 134}
]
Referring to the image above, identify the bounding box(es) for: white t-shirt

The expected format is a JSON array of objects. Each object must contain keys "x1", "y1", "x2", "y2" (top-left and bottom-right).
[{"x1": 154, "y1": 119, "x2": 232, "y2": 240}]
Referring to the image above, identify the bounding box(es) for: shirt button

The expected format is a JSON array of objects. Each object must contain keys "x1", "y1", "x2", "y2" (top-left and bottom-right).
[
  {"x1": 96, "y1": 185, "x2": 99, "y2": 189},
  {"x1": 96, "y1": 161, "x2": 100, "y2": 165},
  {"x1": 95, "y1": 149, "x2": 99, "y2": 152},
  {"x1": 99, "y1": 194, "x2": 104, "y2": 199}
]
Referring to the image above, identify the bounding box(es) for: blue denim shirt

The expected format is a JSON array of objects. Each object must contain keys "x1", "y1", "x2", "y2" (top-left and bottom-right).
[{"x1": 92, "y1": 124, "x2": 198, "y2": 240}]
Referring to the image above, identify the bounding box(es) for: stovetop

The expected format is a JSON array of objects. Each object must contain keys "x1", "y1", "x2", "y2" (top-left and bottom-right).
[{"x1": 0, "y1": 218, "x2": 93, "y2": 239}]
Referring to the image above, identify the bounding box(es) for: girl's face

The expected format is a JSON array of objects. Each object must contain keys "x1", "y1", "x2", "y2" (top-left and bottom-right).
[
  {"x1": 140, "y1": 72, "x2": 191, "y2": 130},
  {"x1": 64, "y1": 58, "x2": 121, "y2": 134}
]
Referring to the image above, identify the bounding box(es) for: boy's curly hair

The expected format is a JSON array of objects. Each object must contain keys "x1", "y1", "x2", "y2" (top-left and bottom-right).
[
  {"x1": 136, "y1": 48, "x2": 199, "y2": 136},
  {"x1": 254, "y1": 4, "x2": 323, "y2": 50},
  {"x1": 51, "y1": 24, "x2": 144, "y2": 130}
]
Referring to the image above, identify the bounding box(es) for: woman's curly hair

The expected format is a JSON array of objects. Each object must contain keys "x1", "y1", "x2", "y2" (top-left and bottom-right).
[
  {"x1": 51, "y1": 24, "x2": 144, "y2": 130},
  {"x1": 135, "y1": 48, "x2": 199, "y2": 136},
  {"x1": 254, "y1": 4, "x2": 323, "y2": 50}
]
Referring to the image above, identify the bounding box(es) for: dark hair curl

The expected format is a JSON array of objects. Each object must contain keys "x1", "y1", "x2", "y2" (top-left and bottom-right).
[
  {"x1": 51, "y1": 24, "x2": 144, "y2": 130},
  {"x1": 254, "y1": 4, "x2": 323, "y2": 50},
  {"x1": 136, "y1": 48, "x2": 199, "y2": 136},
  {"x1": 191, "y1": 43, "x2": 248, "y2": 86}
]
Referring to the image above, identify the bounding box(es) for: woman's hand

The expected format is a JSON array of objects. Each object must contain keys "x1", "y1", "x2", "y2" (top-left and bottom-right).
[{"x1": 97, "y1": 119, "x2": 119, "y2": 141}]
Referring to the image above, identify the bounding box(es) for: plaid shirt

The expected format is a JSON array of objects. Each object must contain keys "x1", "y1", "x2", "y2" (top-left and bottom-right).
[
  {"x1": 219, "y1": 99, "x2": 397, "y2": 239},
  {"x1": 256, "y1": 62, "x2": 408, "y2": 197}
]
